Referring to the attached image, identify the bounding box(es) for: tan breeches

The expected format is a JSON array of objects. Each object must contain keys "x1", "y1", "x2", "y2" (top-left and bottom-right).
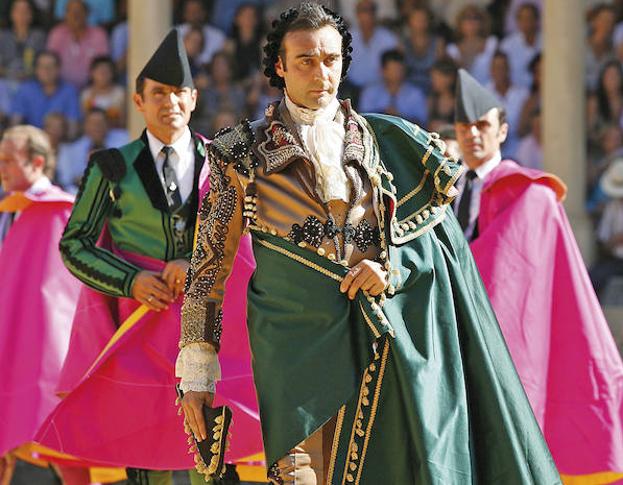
[{"x1": 268, "y1": 417, "x2": 337, "y2": 485}]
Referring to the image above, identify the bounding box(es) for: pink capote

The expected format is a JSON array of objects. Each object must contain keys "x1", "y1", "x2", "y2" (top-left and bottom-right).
[
  {"x1": 36, "y1": 163, "x2": 262, "y2": 469},
  {"x1": 471, "y1": 160, "x2": 623, "y2": 477},
  {"x1": 0, "y1": 186, "x2": 80, "y2": 456}
]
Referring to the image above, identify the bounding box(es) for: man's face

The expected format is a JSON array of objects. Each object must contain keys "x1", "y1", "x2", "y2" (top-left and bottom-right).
[
  {"x1": 0, "y1": 137, "x2": 43, "y2": 192},
  {"x1": 275, "y1": 26, "x2": 343, "y2": 110},
  {"x1": 84, "y1": 112, "x2": 108, "y2": 144},
  {"x1": 382, "y1": 59, "x2": 405, "y2": 85},
  {"x1": 455, "y1": 108, "x2": 508, "y2": 169},
  {"x1": 356, "y1": 2, "x2": 376, "y2": 31},
  {"x1": 183, "y1": 0, "x2": 205, "y2": 25},
  {"x1": 66, "y1": 0, "x2": 87, "y2": 30},
  {"x1": 133, "y1": 79, "x2": 197, "y2": 136},
  {"x1": 516, "y1": 6, "x2": 538, "y2": 36},
  {"x1": 490, "y1": 55, "x2": 509, "y2": 85},
  {"x1": 35, "y1": 54, "x2": 59, "y2": 86}
]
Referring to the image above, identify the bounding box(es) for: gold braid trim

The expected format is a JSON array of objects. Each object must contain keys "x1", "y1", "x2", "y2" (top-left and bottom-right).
[
  {"x1": 396, "y1": 170, "x2": 429, "y2": 208},
  {"x1": 420, "y1": 145, "x2": 435, "y2": 167},
  {"x1": 359, "y1": 302, "x2": 381, "y2": 339},
  {"x1": 355, "y1": 339, "x2": 390, "y2": 483},
  {"x1": 255, "y1": 238, "x2": 344, "y2": 282},
  {"x1": 327, "y1": 406, "x2": 346, "y2": 484}
]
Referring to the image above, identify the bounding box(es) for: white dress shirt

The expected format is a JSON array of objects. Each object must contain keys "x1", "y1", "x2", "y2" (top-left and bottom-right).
[
  {"x1": 453, "y1": 152, "x2": 502, "y2": 240},
  {"x1": 146, "y1": 128, "x2": 195, "y2": 203}
]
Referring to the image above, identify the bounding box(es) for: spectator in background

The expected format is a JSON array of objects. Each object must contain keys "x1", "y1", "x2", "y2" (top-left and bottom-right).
[
  {"x1": 447, "y1": 5, "x2": 498, "y2": 85},
  {"x1": 53, "y1": 0, "x2": 114, "y2": 26},
  {"x1": 347, "y1": 0, "x2": 399, "y2": 91},
  {"x1": 183, "y1": 25, "x2": 204, "y2": 77},
  {"x1": 110, "y1": 0, "x2": 127, "y2": 83},
  {"x1": 0, "y1": 0, "x2": 45, "y2": 86},
  {"x1": 0, "y1": 80, "x2": 11, "y2": 131},
  {"x1": 589, "y1": 124, "x2": 623, "y2": 197},
  {"x1": 246, "y1": 71, "x2": 282, "y2": 120},
  {"x1": 586, "y1": 4, "x2": 617, "y2": 91},
  {"x1": 56, "y1": 108, "x2": 127, "y2": 193},
  {"x1": 43, "y1": 111, "x2": 68, "y2": 157},
  {"x1": 211, "y1": 109, "x2": 238, "y2": 136},
  {"x1": 80, "y1": 56, "x2": 126, "y2": 128},
  {"x1": 500, "y1": 2, "x2": 541, "y2": 89},
  {"x1": 211, "y1": 0, "x2": 264, "y2": 35},
  {"x1": 191, "y1": 51, "x2": 245, "y2": 135},
  {"x1": 427, "y1": 57, "x2": 458, "y2": 132},
  {"x1": 177, "y1": 0, "x2": 226, "y2": 66},
  {"x1": 588, "y1": 60, "x2": 623, "y2": 150},
  {"x1": 515, "y1": 107, "x2": 543, "y2": 169},
  {"x1": 10, "y1": 51, "x2": 80, "y2": 138},
  {"x1": 518, "y1": 52, "x2": 541, "y2": 137},
  {"x1": 224, "y1": 3, "x2": 264, "y2": 81},
  {"x1": 359, "y1": 49, "x2": 428, "y2": 125},
  {"x1": 487, "y1": 51, "x2": 529, "y2": 158},
  {"x1": 47, "y1": 0, "x2": 109, "y2": 88},
  {"x1": 427, "y1": 0, "x2": 490, "y2": 33},
  {"x1": 339, "y1": 0, "x2": 398, "y2": 26},
  {"x1": 401, "y1": 6, "x2": 446, "y2": 95},
  {"x1": 503, "y1": 0, "x2": 542, "y2": 34},
  {"x1": 590, "y1": 159, "x2": 623, "y2": 299}
]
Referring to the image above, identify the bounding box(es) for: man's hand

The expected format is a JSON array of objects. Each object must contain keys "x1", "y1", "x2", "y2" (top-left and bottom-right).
[
  {"x1": 181, "y1": 390, "x2": 214, "y2": 441},
  {"x1": 162, "y1": 259, "x2": 190, "y2": 298},
  {"x1": 339, "y1": 259, "x2": 387, "y2": 300},
  {"x1": 131, "y1": 270, "x2": 174, "y2": 311}
]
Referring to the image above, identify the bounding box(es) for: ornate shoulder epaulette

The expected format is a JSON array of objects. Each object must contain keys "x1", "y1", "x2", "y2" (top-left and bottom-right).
[
  {"x1": 210, "y1": 119, "x2": 258, "y2": 176},
  {"x1": 91, "y1": 148, "x2": 126, "y2": 217},
  {"x1": 91, "y1": 148, "x2": 126, "y2": 183}
]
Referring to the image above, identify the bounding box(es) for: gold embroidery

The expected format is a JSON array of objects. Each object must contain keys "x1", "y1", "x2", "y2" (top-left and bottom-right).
[
  {"x1": 420, "y1": 145, "x2": 434, "y2": 167},
  {"x1": 355, "y1": 339, "x2": 389, "y2": 483},
  {"x1": 397, "y1": 171, "x2": 429, "y2": 207},
  {"x1": 255, "y1": 238, "x2": 344, "y2": 282},
  {"x1": 327, "y1": 406, "x2": 346, "y2": 484},
  {"x1": 358, "y1": 302, "x2": 381, "y2": 339}
]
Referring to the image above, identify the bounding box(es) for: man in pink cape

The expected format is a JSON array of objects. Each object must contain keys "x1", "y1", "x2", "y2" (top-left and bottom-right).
[
  {"x1": 453, "y1": 68, "x2": 623, "y2": 483},
  {"x1": 36, "y1": 29, "x2": 262, "y2": 484},
  {"x1": 0, "y1": 126, "x2": 81, "y2": 482}
]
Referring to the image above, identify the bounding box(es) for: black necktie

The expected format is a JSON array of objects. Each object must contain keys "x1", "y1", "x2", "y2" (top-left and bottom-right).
[
  {"x1": 161, "y1": 146, "x2": 182, "y2": 211},
  {"x1": 457, "y1": 170, "x2": 477, "y2": 232}
]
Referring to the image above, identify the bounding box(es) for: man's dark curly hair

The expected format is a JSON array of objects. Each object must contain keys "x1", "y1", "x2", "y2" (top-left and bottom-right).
[{"x1": 263, "y1": 2, "x2": 353, "y2": 89}]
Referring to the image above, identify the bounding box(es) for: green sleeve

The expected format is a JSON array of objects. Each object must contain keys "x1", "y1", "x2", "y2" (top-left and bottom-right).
[{"x1": 59, "y1": 160, "x2": 141, "y2": 298}]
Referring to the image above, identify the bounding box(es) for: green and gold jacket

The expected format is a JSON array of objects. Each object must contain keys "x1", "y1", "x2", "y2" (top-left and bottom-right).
[
  {"x1": 60, "y1": 130, "x2": 206, "y2": 298},
  {"x1": 181, "y1": 101, "x2": 560, "y2": 483}
]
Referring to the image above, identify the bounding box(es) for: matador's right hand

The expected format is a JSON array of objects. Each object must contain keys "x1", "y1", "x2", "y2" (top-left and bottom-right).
[{"x1": 181, "y1": 390, "x2": 215, "y2": 441}]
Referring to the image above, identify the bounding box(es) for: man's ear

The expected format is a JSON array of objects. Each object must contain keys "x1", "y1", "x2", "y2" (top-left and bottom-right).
[
  {"x1": 31, "y1": 154, "x2": 46, "y2": 171},
  {"x1": 275, "y1": 55, "x2": 286, "y2": 78},
  {"x1": 498, "y1": 122, "x2": 509, "y2": 144},
  {"x1": 133, "y1": 92, "x2": 144, "y2": 112}
]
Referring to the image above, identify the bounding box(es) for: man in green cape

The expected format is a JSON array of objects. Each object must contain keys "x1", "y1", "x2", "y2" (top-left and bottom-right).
[{"x1": 178, "y1": 3, "x2": 561, "y2": 484}]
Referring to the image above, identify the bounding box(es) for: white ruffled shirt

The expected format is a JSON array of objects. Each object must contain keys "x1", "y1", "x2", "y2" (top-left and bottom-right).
[
  {"x1": 175, "y1": 94, "x2": 350, "y2": 393},
  {"x1": 284, "y1": 91, "x2": 350, "y2": 203}
]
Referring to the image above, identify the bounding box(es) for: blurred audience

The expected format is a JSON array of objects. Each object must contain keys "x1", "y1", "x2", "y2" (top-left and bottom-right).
[{"x1": 46, "y1": 0, "x2": 109, "y2": 88}]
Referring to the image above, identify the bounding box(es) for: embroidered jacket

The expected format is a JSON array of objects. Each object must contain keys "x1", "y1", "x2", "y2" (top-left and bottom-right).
[
  {"x1": 180, "y1": 99, "x2": 461, "y2": 351},
  {"x1": 60, "y1": 130, "x2": 206, "y2": 298}
]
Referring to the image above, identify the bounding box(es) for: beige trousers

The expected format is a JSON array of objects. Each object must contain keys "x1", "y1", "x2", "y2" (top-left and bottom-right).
[{"x1": 268, "y1": 417, "x2": 336, "y2": 485}]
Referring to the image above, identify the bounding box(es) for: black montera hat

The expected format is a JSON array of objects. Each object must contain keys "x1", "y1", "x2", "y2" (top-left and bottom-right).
[
  {"x1": 137, "y1": 28, "x2": 194, "y2": 89},
  {"x1": 454, "y1": 69, "x2": 501, "y2": 123}
]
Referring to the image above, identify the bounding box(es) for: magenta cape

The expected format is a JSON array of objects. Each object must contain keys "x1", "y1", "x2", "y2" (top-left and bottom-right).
[
  {"x1": 36, "y1": 164, "x2": 262, "y2": 470},
  {"x1": 0, "y1": 187, "x2": 81, "y2": 456},
  {"x1": 471, "y1": 160, "x2": 623, "y2": 480}
]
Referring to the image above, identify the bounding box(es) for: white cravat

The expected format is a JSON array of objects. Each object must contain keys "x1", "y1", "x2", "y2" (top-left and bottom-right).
[
  {"x1": 146, "y1": 128, "x2": 195, "y2": 203},
  {"x1": 284, "y1": 91, "x2": 350, "y2": 203}
]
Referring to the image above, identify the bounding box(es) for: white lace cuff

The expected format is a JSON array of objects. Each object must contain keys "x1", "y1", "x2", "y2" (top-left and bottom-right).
[{"x1": 175, "y1": 342, "x2": 220, "y2": 394}]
